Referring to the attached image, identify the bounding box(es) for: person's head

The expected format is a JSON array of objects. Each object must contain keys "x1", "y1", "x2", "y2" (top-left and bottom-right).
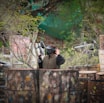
[{"x1": 46, "y1": 46, "x2": 56, "y2": 55}]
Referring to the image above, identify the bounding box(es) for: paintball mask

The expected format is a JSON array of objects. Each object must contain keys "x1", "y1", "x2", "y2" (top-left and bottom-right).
[{"x1": 46, "y1": 46, "x2": 56, "y2": 55}]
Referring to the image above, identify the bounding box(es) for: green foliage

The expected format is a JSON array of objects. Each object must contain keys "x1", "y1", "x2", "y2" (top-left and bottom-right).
[
  {"x1": 62, "y1": 50, "x2": 99, "y2": 69},
  {"x1": 0, "y1": 0, "x2": 43, "y2": 35},
  {"x1": 0, "y1": 22, "x2": 5, "y2": 30},
  {"x1": 91, "y1": 0, "x2": 104, "y2": 14},
  {"x1": 39, "y1": 0, "x2": 83, "y2": 40},
  {"x1": 0, "y1": 41, "x2": 3, "y2": 47},
  {"x1": 62, "y1": 0, "x2": 104, "y2": 68},
  {"x1": 3, "y1": 12, "x2": 43, "y2": 37}
]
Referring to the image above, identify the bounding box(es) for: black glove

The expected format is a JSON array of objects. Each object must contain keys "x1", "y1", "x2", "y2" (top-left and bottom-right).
[{"x1": 38, "y1": 55, "x2": 43, "y2": 68}]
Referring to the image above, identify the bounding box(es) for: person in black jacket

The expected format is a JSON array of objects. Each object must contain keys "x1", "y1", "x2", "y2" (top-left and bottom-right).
[{"x1": 38, "y1": 46, "x2": 65, "y2": 69}]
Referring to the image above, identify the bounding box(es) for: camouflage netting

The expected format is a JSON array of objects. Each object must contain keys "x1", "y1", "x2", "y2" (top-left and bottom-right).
[{"x1": 28, "y1": 0, "x2": 83, "y2": 40}]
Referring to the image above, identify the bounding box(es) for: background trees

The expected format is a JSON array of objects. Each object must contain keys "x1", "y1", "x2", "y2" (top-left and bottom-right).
[
  {"x1": 0, "y1": 0, "x2": 42, "y2": 68},
  {"x1": 0, "y1": 0, "x2": 104, "y2": 68}
]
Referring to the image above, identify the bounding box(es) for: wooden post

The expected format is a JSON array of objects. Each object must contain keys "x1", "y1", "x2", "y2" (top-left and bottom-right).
[
  {"x1": 99, "y1": 35, "x2": 104, "y2": 50},
  {"x1": 99, "y1": 35, "x2": 104, "y2": 71}
]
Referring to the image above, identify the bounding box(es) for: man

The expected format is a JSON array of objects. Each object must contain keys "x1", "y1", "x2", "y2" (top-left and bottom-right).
[{"x1": 38, "y1": 46, "x2": 65, "y2": 69}]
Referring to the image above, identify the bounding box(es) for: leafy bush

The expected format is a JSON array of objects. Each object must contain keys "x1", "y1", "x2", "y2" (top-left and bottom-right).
[{"x1": 62, "y1": 50, "x2": 99, "y2": 69}]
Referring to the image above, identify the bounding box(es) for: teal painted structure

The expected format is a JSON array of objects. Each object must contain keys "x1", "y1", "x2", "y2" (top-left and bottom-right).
[{"x1": 28, "y1": 0, "x2": 83, "y2": 40}]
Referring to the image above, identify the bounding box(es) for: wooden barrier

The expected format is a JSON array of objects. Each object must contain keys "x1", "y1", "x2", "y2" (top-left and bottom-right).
[
  {"x1": 7, "y1": 90, "x2": 36, "y2": 103},
  {"x1": 78, "y1": 70, "x2": 97, "y2": 103},
  {"x1": 6, "y1": 69, "x2": 38, "y2": 103},
  {"x1": 99, "y1": 35, "x2": 104, "y2": 71},
  {"x1": 99, "y1": 35, "x2": 104, "y2": 50},
  {"x1": 2, "y1": 68, "x2": 104, "y2": 103},
  {"x1": 78, "y1": 78, "x2": 88, "y2": 103},
  {"x1": 79, "y1": 70, "x2": 97, "y2": 80},
  {"x1": 96, "y1": 72, "x2": 104, "y2": 80},
  {"x1": 99, "y1": 50, "x2": 104, "y2": 71},
  {"x1": 88, "y1": 80, "x2": 104, "y2": 103},
  {"x1": 39, "y1": 69, "x2": 79, "y2": 103},
  {"x1": 3, "y1": 69, "x2": 80, "y2": 103}
]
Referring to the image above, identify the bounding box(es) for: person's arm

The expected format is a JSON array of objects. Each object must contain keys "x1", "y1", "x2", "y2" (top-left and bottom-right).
[
  {"x1": 56, "y1": 54, "x2": 65, "y2": 65},
  {"x1": 38, "y1": 55, "x2": 43, "y2": 68},
  {"x1": 55, "y1": 48, "x2": 65, "y2": 65}
]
